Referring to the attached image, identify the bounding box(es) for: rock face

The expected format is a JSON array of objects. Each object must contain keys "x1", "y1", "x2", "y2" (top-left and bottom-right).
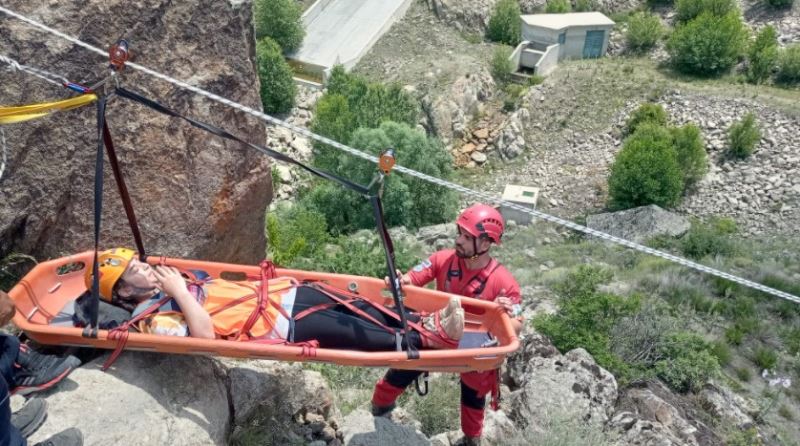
[
  {"x1": 586, "y1": 205, "x2": 691, "y2": 243},
  {"x1": 506, "y1": 332, "x2": 618, "y2": 432},
  {"x1": 0, "y1": 0, "x2": 271, "y2": 264},
  {"x1": 422, "y1": 69, "x2": 495, "y2": 147}
]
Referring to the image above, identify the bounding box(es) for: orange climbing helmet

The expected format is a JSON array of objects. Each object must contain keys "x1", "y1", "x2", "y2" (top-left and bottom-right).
[
  {"x1": 456, "y1": 204, "x2": 504, "y2": 245},
  {"x1": 84, "y1": 248, "x2": 136, "y2": 302}
]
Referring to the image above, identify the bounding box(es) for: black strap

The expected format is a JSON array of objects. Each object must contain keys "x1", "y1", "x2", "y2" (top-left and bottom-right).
[
  {"x1": 84, "y1": 96, "x2": 108, "y2": 339},
  {"x1": 114, "y1": 87, "x2": 368, "y2": 196},
  {"x1": 102, "y1": 122, "x2": 146, "y2": 258}
]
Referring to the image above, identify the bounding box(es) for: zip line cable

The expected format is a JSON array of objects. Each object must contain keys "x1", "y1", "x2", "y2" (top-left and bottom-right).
[{"x1": 1, "y1": 5, "x2": 798, "y2": 305}]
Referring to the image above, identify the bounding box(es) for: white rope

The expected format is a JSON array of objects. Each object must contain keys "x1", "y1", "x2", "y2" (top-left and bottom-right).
[
  {"x1": 1, "y1": 5, "x2": 798, "y2": 305},
  {"x1": 0, "y1": 53, "x2": 67, "y2": 87},
  {"x1": 0, "y1": 128, "x2": 6, "y2": 181}
]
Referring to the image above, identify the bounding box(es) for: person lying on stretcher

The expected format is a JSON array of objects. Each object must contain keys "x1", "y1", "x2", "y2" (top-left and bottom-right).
[{"x1": 83, "y1": 248, "x2": 465, "y2": 350}]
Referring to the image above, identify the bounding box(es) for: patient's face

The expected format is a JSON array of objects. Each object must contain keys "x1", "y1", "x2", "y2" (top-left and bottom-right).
[{"x1": 120, "y1": 258, "x2": 158, "y2": 291}]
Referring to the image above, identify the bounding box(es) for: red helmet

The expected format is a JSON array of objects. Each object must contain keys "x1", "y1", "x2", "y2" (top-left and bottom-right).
[{"x1": 456, "y1": 204, "x2": 504, "y2": 244}]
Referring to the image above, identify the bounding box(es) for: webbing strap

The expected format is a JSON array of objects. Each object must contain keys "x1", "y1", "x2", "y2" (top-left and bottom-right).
[
  {"x1": 84, "y1": 97, "x2": 107, "y2": 339},
  {"x1": 113, "y1": 87, "x2": 368, "y2": 196},
  {"x1": 101, "y1": 294, "x2": 172, "y2": 370},
  {"x1": 101, "y1": 122, "x2": 146, "y2": 257}
]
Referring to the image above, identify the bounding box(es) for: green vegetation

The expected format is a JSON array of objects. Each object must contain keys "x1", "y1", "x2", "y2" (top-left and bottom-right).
[
  {"x1": 747, "y1": 26, "x2": 779, "y2": 84},
  {"x1": 545, "y1": 0, "x2": 572, "y2": 13},
  {"x1": 765, "y1": 0, "x2": 794, "y2": 7},
  {"x1": 574, "y1": 0, "x2": 598, "y2": 11},
  {"x1": 675, "y1": 0, "x2": 737, "y2": 23},
  {"x1": 655, "y1": 332, "x2": 721, "y2": 392},
  {"x1": 486, "y1": 0, "x2": 521, "y2": 46},
  {"x1": 670, "y1": 124, "x2": 708, "y2": 188},
  {"x1": 625, "y1": 12, "x2": 664, "y2": 54},
  {"x1": 679, "y1": 217, "x2": 738, "y2": 260},
  {"x1": 491, "y1": 45, "x2": 515, "y2": 84},
  {"x1": 608, "y1": 124, "x2": 684, "y2": 210},
  {"x1": 303, "y1": 122, "x2": 457, "y2": 235},
  {"x1": 624, "y1": 102, "x2": 668, "y2": 135},
  {"x1": 266, "y1": 203, "x2": 329, "y2": 266},
  {"x1": 256, "y1": 38, "x2": 297, "y2": 114},
  {"x1": 253, "y1": 0, "x2": 305, "y2": 53},
  {"x1": 777, "y1": 45, "x2": 800, "y2": 85},
  {"x1": 727, "y1": 113, "x2": 761, "y2": 159},
  {"x1": 667, "y1": 12, "x2": 748, "y2": 77}
]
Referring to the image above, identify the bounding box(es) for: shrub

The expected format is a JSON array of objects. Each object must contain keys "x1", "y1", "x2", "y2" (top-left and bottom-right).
[
  {"x1": 534, "y1": 266, "x2": 640, "y2": 376},
  {"x1": 626, "y1": 12, "x2": 664, "y2": 53},
  {"x1": 256, "y1": 38, "x2": 297, "y2": 114},
  {"x1": 777, "y1": 45, "x2": 800, "y2": 85},
  {"x1": 608, "y1": 124, "x2": 684, "y2": 210},
  {"x1": 575, "y1": 0, "x2": 598, "y2": 11},
  {"x1": 680, "y1": 217, "x2": 737, "y2": 259},
  {"x1": 655, "y1": 332, "x2": 721, "y2": 392},
  {"x1": 491, "y1": 45, "x2": 515, "y2": 84},
  {"x1": 611, "y1": 300, "x2": 679, "y2": 367},
  {"x1": 727, "y1": 113, "x2": 761, "y2": 159},
  {"x1": 265, "y1": 203, "x2": 329, "y2": 266},
  {"x1": 783, "y1": 327, "x2": 800, "y2": 355},
  {"x1": 747, "y1": 26, "x2": 779, "y2": 84},
  {"x1": 675, "y1": 0, "x2": 737, "y2": 23},
  {"x1": 253, "y1": 0, "x2": 305, "y2": 53},
  {"x1": 766, "y1": 0, "x2": 794, "y2": 8},
  {"x1": 406, "y1": 376, "x2": 461, "y2": 435},
  {"x1": 752, "y1": 347, "x2": 779, "y2": 370},
  {"x1": 291, "y1": 230, "x2": 418, "y2": 279},
  {"x1": 670, "y1": 124, "x2": 708, "y2": 187},
  {"x1": 625, "y1": 103, "x2": 668, "y2": 135},
  {"x1": 667, "y1": 12, "x2": 748, "y2": 76},
  {"x1": 304, "y1": 122, "x2": 458, "y2": 234},
  {"x1": 310, "y1": 66, "x2": 419, "y2": 170},
  {"x1": 546, "y1": 0, "x2": 572, "y2": 13},
  {"x1": 486, "y1": 0, "x2": 522, "y2": 46},
  {"x1": 735, "y1": 367, "x2": 753, "y2": 382},
  {"x1": 711, "y1": 341, "x2": 733, "y2": 366}
]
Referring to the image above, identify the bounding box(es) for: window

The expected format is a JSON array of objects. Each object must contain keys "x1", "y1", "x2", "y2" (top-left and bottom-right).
[{"x1": 558, "y1": 32, "x2": 566, "y2": 44}]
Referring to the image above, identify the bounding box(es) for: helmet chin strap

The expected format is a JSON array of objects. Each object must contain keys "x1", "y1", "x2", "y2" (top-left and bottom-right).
[{"x1": 455, "y1": 239, "x2": 489, "y2": 260}]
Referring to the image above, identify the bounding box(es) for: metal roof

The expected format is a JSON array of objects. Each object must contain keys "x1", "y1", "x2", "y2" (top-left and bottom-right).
[{"x1": 521, "y1": 12, "x2": 615, "y2": 30}]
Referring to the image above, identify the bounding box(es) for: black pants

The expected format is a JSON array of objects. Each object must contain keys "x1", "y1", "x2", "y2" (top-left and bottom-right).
[
  {"x1": 0, "y1": 334, "x2": 24, "y2": 446},
  {"x1": 290, "y1": 286, "x2": 422, "y2": 351}
]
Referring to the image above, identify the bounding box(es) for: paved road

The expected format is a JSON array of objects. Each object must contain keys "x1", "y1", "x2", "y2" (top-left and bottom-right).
[{"x1": 292, "y1": 0, "x2": 411, "y2": 70}]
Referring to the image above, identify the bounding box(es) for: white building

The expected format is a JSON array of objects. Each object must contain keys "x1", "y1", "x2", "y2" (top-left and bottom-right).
[{"x1": 510, "y1": 12, "x2": 615, "y2": 78}]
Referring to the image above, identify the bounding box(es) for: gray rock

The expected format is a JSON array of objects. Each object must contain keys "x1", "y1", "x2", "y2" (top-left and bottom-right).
[
  {"x1": 340, "y1": 408, "x2": 429, "y2": 446},
  {"x1": 586, "y1": 205, "x2": 690, "y2": 243}
]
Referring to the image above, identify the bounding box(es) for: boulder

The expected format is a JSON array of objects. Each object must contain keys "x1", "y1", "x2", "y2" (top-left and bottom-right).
[
  {"x1": 26, "y1": 352, "x2": 230, "y2": 445},
  {"x1": 506, "y1": 332, "x2": 618, "y2": 432},
  {"x1": 0, "y1": 0, "x2": 270, "y2": 264},
  {"x1": 423, "y1": 69, "x2": 494, "y2": 146},
  {"x1": 339, "y1": 408, "x2": 429, "y2": 446},
  {"x1": 586, "y1": 205, "x2": 690, "y2": 243}
]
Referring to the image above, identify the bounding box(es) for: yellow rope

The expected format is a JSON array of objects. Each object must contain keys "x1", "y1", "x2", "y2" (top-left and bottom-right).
[{"x1": 0, "y1": 93, "x2": 97, "y2": 124}]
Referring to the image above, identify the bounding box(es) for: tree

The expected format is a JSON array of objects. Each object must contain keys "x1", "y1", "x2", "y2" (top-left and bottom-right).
[
  {"x1": 667, "y1": 11, "x2": 748, "y2": 76},
  {"x1": 608, "y1": 124, "x2": 684, "y2": 210},
  {"x1": 625, "y1": 102, "x2": 668, "y2": 135},
  {"x1": 747, "y1": 26, "x2": 779, "y2": 84},
  {"x1": 486, "y1": 0, "x2": 522, "y2": 46},
  {"x1": 305, "y1": 122, "x2": 457, "y2": 234},
  {"x1": 253, "y1": 0, "x2": 305, "y2": 53},
  {"x1": 256, "y1": 38, "x2": 297, "y2": 114}
]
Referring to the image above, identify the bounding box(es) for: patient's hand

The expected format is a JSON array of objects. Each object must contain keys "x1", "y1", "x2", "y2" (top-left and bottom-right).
[{"x1": 154, "y1": 266, "x2": 189, "y2": 298}]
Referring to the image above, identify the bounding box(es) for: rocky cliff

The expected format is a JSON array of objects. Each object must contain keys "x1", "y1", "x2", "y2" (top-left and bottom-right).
[{"x1": 0, "y1": 0, "x2": 272, "y2": 264}]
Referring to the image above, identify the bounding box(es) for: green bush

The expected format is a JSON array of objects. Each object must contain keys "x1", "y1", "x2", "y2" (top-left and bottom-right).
[
  {"x1": 256, "y1": 38, "x2": 297, "y2": 114},
  {"x1": 727, "y1": 113, "x2": 761, "y2": 159},
  {"x1": 491, "y1": 45, "x2": 515, "y2": 84},
  {"x1": 253, "y1": 0, "x2": 305, "y2": 53},
  {"x1": 575, "y1": 0, "x2": 598, "y2": 11},
  {"x1": 625, "y1": 103, "x2": 668, "y2": 135},
  {"x1": 534, "y1": 266, "x2": 640, "y2": 376},
  {"x1": 291, "y1": 231, "x2": 418, "y2": 278},
  {"x1": 608, "y1": 124, "x2": 684, "y2": 210},
  {"x1": 752, "y1": 347, "x2": 778, "y2": 370},
  {"x1": 680, "y1": 217, "x2": 737, "y2": 259},
  {"x1": 670, "y1": 124, "x2": 708, "y2": 187},
  {"x1": 711, "y1": 340, "x2": 733, "y2": 366},
  {"x1": 265, "y1": 203, "x2": 329, "y2": 266},
  {"x1": 766, "y1": 0, "x2": 794, "y2": 8},
  {"x1": 654, "y1": 332, "x2": 721, "y2": 393},
  {"x1": 546, "y1": 0, "x2": 572, "y2": 13},
  {"x1": 747, "y1": 26, "x2": 779, "y2": 84},
  {"x1": 486, "y1": 0, "x2": 522, "y2": 46},
  {"x1": 626, "y1": 12, "x2": 664, "y2": 53},
  {"x1": 777, "y1": 45, "x2": 800, "y2": 85},
  {"x1": 406, "y1": 376, "x2": 461, "y2": 435},
  {"x1": 310, "y1": 66, "x2": 419, "y2": 170},
  {"x1": 783, "y1": 327, "x2": 800, "y2": 355},
  {"x1": 675, "y1": 0, "x2": 737, "y2": 23},
  {"x1": 735, "y1": 367, "x2": 753, "y2": 382},
  {"x1": 304, "y1": 122, "x2": 457, "y2": 234},
  {"x1": 667, "y1": 12, "x2": 748, "y2": 76}
]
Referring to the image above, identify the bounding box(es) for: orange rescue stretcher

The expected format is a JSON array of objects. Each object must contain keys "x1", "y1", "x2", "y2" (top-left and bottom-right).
[{"x1": 9, "y1": 251, "x2": 520, "y2": 373}]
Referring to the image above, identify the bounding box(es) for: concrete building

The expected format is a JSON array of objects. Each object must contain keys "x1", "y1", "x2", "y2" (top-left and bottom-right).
[
  {"x1": 510, "y1": 12, "x2": 614, "y2": 78},
  {"x1": 499, "y1": 184, "x2": 540, "y2": 225}
]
